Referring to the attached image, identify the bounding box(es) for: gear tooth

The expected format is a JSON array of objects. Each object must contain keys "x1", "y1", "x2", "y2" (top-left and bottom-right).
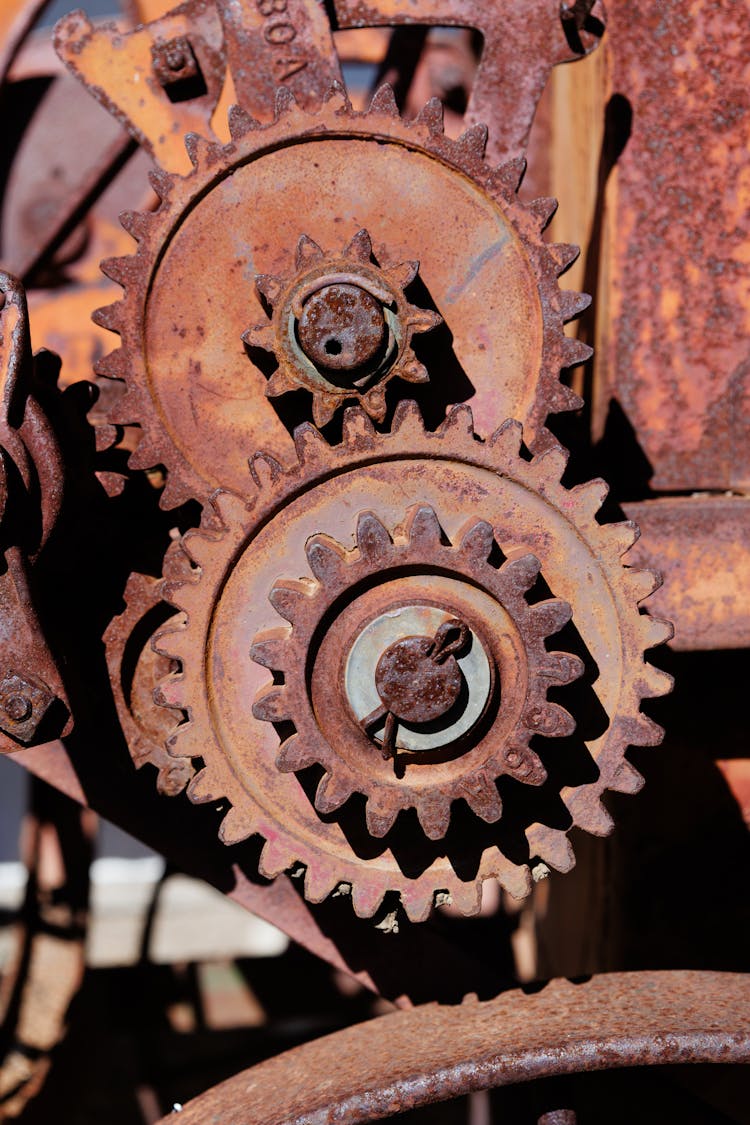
[
  {"x1": 294, "y1": 422, "x2": 329, "y2": 465},
  {"x1": 259, "y1": 836, "x2": 293, "y2": 879},
  {"x1": 416, "y1": 796, "x2": 452, "y2": 840},
  {"x1": 100, "y1": 255, "x2": 133, "y2": 286},
  {"x1": 571, "y1": 476, "x2": 609, "y2": 520},
  {"x1": 303, "y1": 863, "x2": 340, "y2": 904},
  {"x1": 527, "y1": 700, "x2": 576, "y2": 739},
  {"x1": 494, "y1": 856, "x2": 532, "y2": 901},
  {"x1": 361, "y1": 385, "x2": 387, "y2": 423},
  {"x1": 526, "y1": 824, "x2": 575, "y2": 873},
  {"x1": 530, "y1": 598, "x2": 573, "y2": 637},
  {"x1": 407, "y1": 504, "x2": 443, "y2": 549},
  {"x1": 119, "y1": 209, "x2": 150, "y2": 241},
  {"x1": 344, "y1": 228, "x2": 372, "y2": 263},
  {"x1": 323, "y1": 80, "x2": 352, "y2": 113},
  {"x1": 531, "y1": 442, "x2": 569, "y2": 485},
  {"x1": 274, "y1": 85, "x2": 297, "y2": 117},
  {"x1": 351, "y1": 882, "x2": 384, "y2": 919},
  {"x1": 295, "y1": 233, "x2": 325, "y2": 271},
  {"x1": 275, "y1": 734, "x2": 318, "y2": 772},
  {"x1": 406, "y1": 306, "x2": 442, "y2": 334},
  {"x1": 179, "y1": 527, "x2": 216, "y2": 569},
  {"x1": 386, "y1": 259, "x2": 419, "y2": 289},
  {"x1": 368, "y1": 83, "x2": 399, "y2": 117},
  {"x1": 488, "y1": 418, "x2": 523, "y2": 462},
  {"x1": 544, "y1": 651, "x2": 585, "y2": 686},
  {"x1": 559, "y1": 290, "x2": 592, "y2": 322},
  {"x1": 568, "y1": 794, "x2": 615, "y2": 836},
  {"x1": 127, "y1": 436, "x2": 158, "y2": 471},
  {"x1": 153, "y1": 670, "x2": 184, "y2": 710},
  {"x1": 640, "y1": 661, "x2": 674, "y2": 698},
  {"x1": 187, "y1": 767, "x2": 219, "y2": 804},
  {"x1": 439, "y1": 402, "x2": 475, "y2": 439},
  {"x1": 250, "y1": 629, "x2": 289, "y2": 670},
  {"x1": 255, "y1": 273, "x2": 284, "y2": 305},
  {"x1": 341, "y1": 406, "x2": 377, "y2": 449},
  {"x1": 184, "y1": 131, "x2": 208, "y2": 169},
  {"x1": 400, "y1": 883, "x2": 434, "y2": 923},
  {"x1": 92, "y1": 300, "x2": 125, "y2": 334},
  {"x1": 252, "y1": 686, "x2": 291, "y2": 723},
  {"x1": 312, "y1": 392, "x2": 340, "y2": 429},
  {"x1": 95, "y1": 347, "x2": 126, "y2": 380},
  {"x1": 211, "y1": 488, "x2": 247, "y2": 529},
  {"x1": 528, "y1": 195, "x2": 558, "y2": 231},
  {"x1": 561, "y1": 336, "x2": 594, "y2": 367},
  {"x1": 391, "y1": 399, "x2": 425, "y2": 437},
  {"x1": 610, "y1": 760, "x2": 645, "y2": 795},
  {"x1": 246, "y1": 324, "x2": 276, "y2": 358},
  {"x1": 365, "y1": 795, "x2": 400, "y2": 838},
  {"x1": 315, "y1": 771, "x2": 355, "y2": 814},
  {"x1": 459, "y1": 518, "x2": 495, "y2": 560},
  {"x1": 493, "y1": 155, "x2": 527, "y2": 195},
  {"x1": 415, "y1": 97, "x2": 444, "y2": 133},
  {"x1": 455, "y1": 122, "x2": 488, "y2": 161},
  {"x1": 627, "y1": 568, "x2": 663, "y2": 604},
  {"x1": 630, "y1": 711, "x2": 666, "y2": 747},
  {"x1": 549, "y1": 242, "x2": 581, "y2": 275},
  {"x1": 356, "y1": 511, "x2": 392, "y2": 559},
  {"x1": 501, "y1": 548, "x2": 542, "y2": 592},
  {"x1": 305, "y1": 534, "x2": 347, "y2": 584},
  {"x1": 461, "y1": 773, "x2": 503, "y2": 824},
  {"x1": 160, "y1": 472, "x2": 193, "y2": 511},
  {"x1": 448, "y1": 880, "x2": 482, "y2": 916},
  {"x1": 148, "y1": 167, "x2": 173, "y2": 202},
  {"x1": 603, "y1": 520, "x2": 640, "y2": 558},
  {"x1": 503, "y1": 744, "x2": 547, "y2": 785},
  {"x1": 269, "y1": 581, "x2": 309, "y2": 623},
  {"x1": 249, "y1": 450, "x2": 283, "y2": 490},
  {"x1": 398, "y1": 358, "x2": 429, "y2": 384},
  {"x1": 219, "y1": 806, "x2": 254, "y2": 845},
  {"x1": 228, "y1": 103, "x2": 260, "y2": 140}
]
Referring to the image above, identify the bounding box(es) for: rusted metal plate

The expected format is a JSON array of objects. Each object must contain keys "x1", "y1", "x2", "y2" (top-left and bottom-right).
[
  {"x1": 158, "y1": 970, "x2": 750, "y2": 1123},
  {"x1": 593, "y1": 0, "x2": 750, "y2": 491},
  {"x1": 624, "y1": 497, "x2": 750, "y2": 651}
]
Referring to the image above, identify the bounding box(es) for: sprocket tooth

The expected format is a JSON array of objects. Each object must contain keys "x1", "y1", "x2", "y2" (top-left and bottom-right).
[
  {"x1": 559, "y1": 290, "x2": 592, "y2": 322},
  {"x1": 351, "y1": 881, "x2": 385, "y2": 919},
  {"x1": 494, "y1": 856, "x2": 532, "y2": 901},
  {"x1": 294, "y1": 422, "x2": 329, "y2": 466},
  {"x1": 528, "y1": 196, "x2": 558, "y2": 231},
  {"x1": 626, "y1": 568, "x2": 662, "y2": 603},
  {"x1": 492, "y1": 155, "x2": 526, "y2": 195},
  {"x1": 184, "y1": 131, "x2": 220, "y2": 169},
  {"x1": 274, "y1": 85, "x2": 298, "y2": 117},
  {"x1": 488, "y1": 418, "x2": 523, "y2": 462},
  {"x1": 398, "y1": 358, "x2": 429, "y2": 384},
  {"x1": 119, "y1": 209, "x2": 150, "y2": 241},
  {"x1": 255, "y1": 273, "x2": 284, "y2": 305},
  {"x1": 160, "y1": 471, "x2": 192, "y2": 511},
  {"x1": 220, "y1": 805, "x2": 254, "y2": 845},
  {"x1": 459, "y1": 518, "x2": 495, "y2": 560},
  {"x1": 303, "y1": 864, "x2": 340, "y2": 904},
  {"x1": 640, "y1": 614, "x2": 674, "y2": 649},
  {"x1": 416, "y1": 795, "x2": 452, "y2": 840},
  {"x1": 610, "y1": 760, "x2": 645, "y2": 795},
  {"x1": 365, "y1": 795, "x2": 399, "y2": 838},
  {"x1": 92, "y1": 301, "x2": 125, "y2": 333},
  {"x1": 269, "y1": 581, "x2": 309, "y2": 623},
  {"x1": 501, "y1": 549, "x2": 542, "y2": 593},
  {"x1": 305, "y1": 534, "x2": 347, "y2": 585},
  {"x1": 568, "y1": 793, "x2": 615, "y2": 836},
  {"x1": 100, "y1": 256, "x2": 133, "y2": 286},
  {"x1": 602, "y1": 520, "x2": 640, "y2": 558},
  {"x1": 148, "y1": 168, "x2": 173, "y2": 203},
  {"x1": 127, "y1": 436, "x2": 158, "y2": 471},
  {"x1": 400, "y1": 883, "x2": 434, "y2": 924},
  {"x1": 631, "y1": 711, "x2": 666, "y2": 746},
  {"x1": 295, "y1": 233, "x2": 325, "y2": 271},
  {"x1": 526, "y1": 824, "x2": 575, "y2": 873},
  {"x1": 407, "y1": 504, "x2": 443, "y2": 550},
  {"x1": 95, "y1": 348, "x2": 126, "y2": 380},
  {"x1": 311, "y1": 391, "x2": 339, "y2": 431},
  {"x1": 561, "y1": 336, "x2": 594, "y2": 367},
  {"x1": 258, "y1": 836, "x2": 294, "y2": 879},
  {"x1": 439, "y1": 402, "x2": 474, "y2": 440},
  {"x1": 323, "y1": 80, "x2": 352, "y2": 113},
  {"x1": 392, "y1": 399, "x2": 426, "y2": 438},
  {"x1": 455, "y1": 123, "x2": 488, "y2": 162},
  {"x1": 228, "y1": 103, "x2": 260, "y2": 140},
  {"x1": 386, "y1": 259, "x2": 419, "y2": 289},
  {"x1": 544, "y1": 651, "x2": 585, "y2": 685},
  {"x1": 356, "y1": 511, "x2": 392, "y2": 560},
  {"x1": 415, "y1": 97, "x2": 444, "y2": 133},
  {"x1": 549, "y1": 242, "x2": 581, "y2": 275},
  {"x1": 531, "y1": 442, "x2": 569, "y2": 485},
  {"x1": 460, "y1": 772, "x2": 503, "y2": 824},
  {"x1": 250, "y1": 628, "x2": 289, "y2": 670},
  {"x1": 571, "y1": 477, "x2": 609, "y2": 521},
  {"x1": 368, "y1": 83, "x2": 399, "y2": 117},
  {"x1": 275, "y1": 734, "x2": 318, "y2": 772},
  {"x1": 548, "y1": 382, "x2": 584, "y2": 413},
  {"x1": 344, "y1": 228, "x2": 372, "y2": 263},
  {"x1": 640, "y1": 662, "x2": 674, "y2": 698},
  {"x1": 315, "y1": 771, "x2": 355, "y2": 814},
  {"x1": 530, "y1": 598, "x2": 573, "y2": 637},
  {"x1": 361, "y1": 385, "x2": 387, "y2": 423},
  {"x1": 251, "y1": 686, "x2": 291, "y2": 723},
  {"x1": 188, "y1": 768, "x2": 220, "y2": 804},
  {"x1": 341, "y1": 406, "x2": 377, "y2": 449}
]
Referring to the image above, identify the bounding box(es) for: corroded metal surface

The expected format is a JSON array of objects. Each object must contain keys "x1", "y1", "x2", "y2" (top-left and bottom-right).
[{"x1": 158, "y1": 970, "x2": 750, "y2": 1124}]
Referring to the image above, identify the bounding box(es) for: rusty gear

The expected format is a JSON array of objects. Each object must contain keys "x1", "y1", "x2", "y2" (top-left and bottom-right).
[
  {"x1": 154, "y1": 401, "x2": 673, "y2": 922},
  {"x1": 95, "y1": 85, "x2": 591, "y2": 509},
  {"x1": 243, "y1": 227, "x2": 442, "y2": 427},
  {"x1": 251, "y1": 503, "x2": 582, "y2": 840}
]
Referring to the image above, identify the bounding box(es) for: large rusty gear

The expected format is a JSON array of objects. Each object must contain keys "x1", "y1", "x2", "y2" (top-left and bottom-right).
[
  {"x1": 251, "y1": 503, "x2": 583, "y2": 841},
  {"x1": 154, "y1": 401, "x2": 673, "y2": 922},
  {"x1": 94, "y1": 84, "x2": 591, "y2": 509}
]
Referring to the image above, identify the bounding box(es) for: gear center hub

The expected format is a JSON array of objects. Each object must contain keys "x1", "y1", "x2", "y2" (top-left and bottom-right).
[{"x1": 297, "y1": 283, "x2": 386, "y2": 374}]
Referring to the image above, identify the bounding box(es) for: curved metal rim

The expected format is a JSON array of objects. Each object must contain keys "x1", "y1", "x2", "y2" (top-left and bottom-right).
[{"x1": 161, "y1": 970, "x2": 750, "y2": 1123}]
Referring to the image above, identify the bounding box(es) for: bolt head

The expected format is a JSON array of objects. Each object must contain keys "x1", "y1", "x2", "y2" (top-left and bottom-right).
[{"x1": 0, "y1": 671, "x2": 55, "y2": 744}]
